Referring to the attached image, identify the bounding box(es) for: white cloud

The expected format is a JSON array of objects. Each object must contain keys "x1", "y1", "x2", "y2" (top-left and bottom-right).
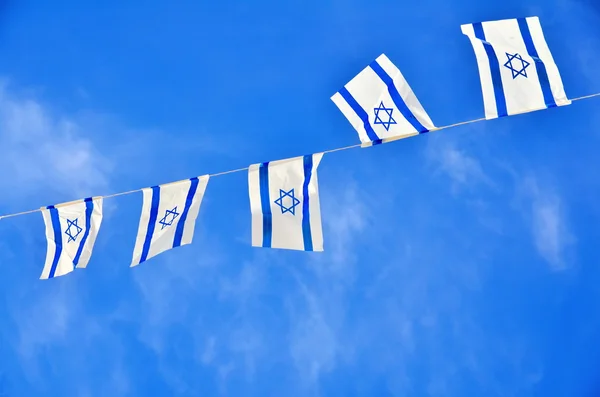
[
  {"x1": 120, "y1": 174, "x2": 372, "y2": 394},
  {"x1": 425, "y1": 133, "x2": 494, "y2": 193},
  {"x1": 288, "y1": 282, "x2": 338, "y2": 385},
  {"x1": 125, "y1": 174, "x2": 372, "y2": 394},
  {"x1": 0, "y1": 76, "x2": 243, "y2": 394},
  {"x1": 439, "y1": 146, "x2": 485, "y2": 184},
  {"x1": 200, "y1": 336, "x2": 217, "y2": 365},
  {"x1": 0, "y1": 79, "x2": 112, "y2": 375},
  {"x1": 314, "y1": 179, "x2": 369, "y2": 279},
  {"x1": 285, "y1": 178, "x2": 370, "y2": 390},
  {"x1": 128, "y1": 239, "x2": 239, "y2": 391},
  {"x1": 425, "y1": 129, "x2": 573, "y2": 270},
  {"x1": 0, "y1": 73, "x2": 566, "y2": 396},
  {"x1": 520, "y1": 176, "x2": 573, "y2": 270},
  {"x1": 0, "y1": 80, "x2": 112, "y2": 203},
  {"x1": 4, "y1": 276, "x2": 133, "y2": 396},
  {"x1": 0, "y1": 79, "x2": 141, "y2": 397}
]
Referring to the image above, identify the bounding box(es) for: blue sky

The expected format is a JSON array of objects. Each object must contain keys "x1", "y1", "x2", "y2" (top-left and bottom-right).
[{"x1": 1, "y1": 0, "x2": 600, "y2": 396}]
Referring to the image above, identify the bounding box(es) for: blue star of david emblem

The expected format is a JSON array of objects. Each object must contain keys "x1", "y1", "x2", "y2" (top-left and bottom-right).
[
  {"x1": 159, "y1": 207, "x2": 180, "y2": 229},
  {"x1": 504, "y1": 52, "x2": 530, "y2": 79},
  {"x1": 373, "y1": 101, "x2": 397, "y2": 131},
  {"x1": 274, "y1": 188, "x2": 301, "y2": 215},
  {"x1": 65, "y1": 218, "x2": 83, "y2": 243}
]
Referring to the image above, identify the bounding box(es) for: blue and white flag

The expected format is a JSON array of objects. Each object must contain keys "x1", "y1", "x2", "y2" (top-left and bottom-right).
[
  {"x1": 248, "y1": 153, "x2": 324, "y2": 251},
  {"x1": 131, "y1": 175, "x2": 209, "y2": 267},
  {"x1": 461, "y1": 16, "x2": 570, "y2": 119},
  {"x1": 40, "y1": 197, "x2": 103, "y2": 280},
  {"x1": 331, "y1": 54, "x2": 436, "y2": 145}
]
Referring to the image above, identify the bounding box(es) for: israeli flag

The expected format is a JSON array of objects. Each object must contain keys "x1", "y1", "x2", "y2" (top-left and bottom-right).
[
  {"x1": 40, "y1": 197, "x2": 103, "y2": 280},
  {"x1": 248, "y1": 153, "x2": 324, "y2": 251},
  {"x1": 131, "y1": 175, "x2": 209, "y2": 267},
  {"x1": 461, "y1": 16, "x2": 571, "y2": 119},
  {"x1": 331, "y1": 53, "x2": 436, "y2": 145}
]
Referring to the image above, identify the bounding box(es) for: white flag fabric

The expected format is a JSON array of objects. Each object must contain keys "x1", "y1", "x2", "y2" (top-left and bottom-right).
[
  {"x1": 131, "y1": 175, "x2": 209, "y2": 266},
  {"x1": 40, "y1": 197, "x2": 103, "y2": 280},
  {"x1": 461, "y1": 16, "x2": 570, "y2": 119},
  {"x1": 248, "y1": 153, "x2": 324, "y2": 251},
  {"x1": 331, "y1": 53, "x2": 436, "y2": 145}
]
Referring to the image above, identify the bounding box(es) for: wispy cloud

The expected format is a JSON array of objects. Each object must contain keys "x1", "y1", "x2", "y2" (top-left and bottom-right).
[
  {"x1": 0, "y1": 76, "x2": 569, "y2": 396},
  {"x1": 284, "y1": 177, "x2": 370, "y2": 392},
  {"x1": 425, "y1": 133, "x2": 495, "y2": 193},
  {"x1": 128, "y1": 238, "x2": 234, "y2": 392},
  {"x1": 287, "y1": 280, "x2": 340, "y2": 386},
  {"x1": 520, "y1": 176, "x2": 574, "y2": 271},
  {"x1": 124, "y1": 170, "x2": 371, "y2": 395},
  {"x1": 425, "y1": 127, "x2": 574, "y2": 271},
  {"x1": 0, "y1": 79, "x2": 148, "y2": 397},
  {"x1": 0, "y1": 79, "x2": 113, "y2": 376},
  {"x1": 3, "y1": 274, "x2": 133, "y2": 396},
  {"x1": 0, "y1": 80, "x2": 112, "y2": 203},
  {"x1": 312, "y1": 178, "x2": 369, "y2": 280}
]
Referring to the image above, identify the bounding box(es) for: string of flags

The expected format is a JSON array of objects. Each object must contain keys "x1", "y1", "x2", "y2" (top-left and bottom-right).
[{"x1": 1, "y1": 16, "x2": 599, "y2": 280}]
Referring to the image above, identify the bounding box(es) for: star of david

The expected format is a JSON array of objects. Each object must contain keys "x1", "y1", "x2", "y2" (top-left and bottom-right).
[
  {"x1": 274, "y1": 188, "x2": 301, "y2": 216},
  {"x1": 159, "y1": 206, "x2": 180, "y2": 229},
  {"x1": 373, "y1": 101, "x2": 397, "y2": 131},
  {"x1": 504, "y1": 52, "x2": 530, "y2": 79},
  {"x1": 65, "y1": 218, "x2": 83, "y2": 243}
]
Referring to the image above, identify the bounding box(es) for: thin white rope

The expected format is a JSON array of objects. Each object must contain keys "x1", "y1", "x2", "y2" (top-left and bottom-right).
[{"x1": 1, "y1": 92, "x2": 599, "y2": 221}]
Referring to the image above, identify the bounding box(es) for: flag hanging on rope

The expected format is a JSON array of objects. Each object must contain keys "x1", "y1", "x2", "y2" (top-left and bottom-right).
[
  {"x1": 40, "y1": 197, "x2": 103, "y2": 280},
  {"x1": 248, "y1": 153, "x2": 324, "y2": 251},
  {"x1": 131, "y1": 176, "x2": 209, "y2": 267},
  {"x1": 461, "y1": 16, "x2": 571, "y2": 119},
  {"x1": 331, "y1": 53, "x2": 436, "y2": 145}
]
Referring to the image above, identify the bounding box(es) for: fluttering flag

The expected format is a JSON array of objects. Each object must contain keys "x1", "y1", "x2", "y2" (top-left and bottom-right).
[
  {"x1": 40, "y1": 197, "x2": 103, "y2": 279},
  {"x1": 461, "y1": 16, "x2": 570, "y2": 119},
  {"x1": 131, "y1": 176, "x2": 209, "y2": 267},
  {"x1": 248, "y1": 153, "x2": 324, "y2": 251},
  {"x1": 331, "y1": 53, "x2": 436, "y2": 145}
]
